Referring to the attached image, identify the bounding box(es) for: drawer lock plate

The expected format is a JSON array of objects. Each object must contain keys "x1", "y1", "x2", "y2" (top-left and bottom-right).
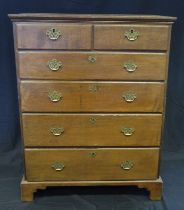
[
  {"x1": 124, "y1": 28, "x2": 139, "y2": 41},
  {"x1": 46, "y1": 28, "x2": 61, "y2": 40}
]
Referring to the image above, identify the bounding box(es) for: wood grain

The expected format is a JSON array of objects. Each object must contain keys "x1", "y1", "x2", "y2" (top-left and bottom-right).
[
  {"x1": 16, "y1": 23, "x2": 92, "y2": 49},
  {"x1": 22, "y1": 114, "x2": 162, "y2": 147},
  {"x1": 20, "y1": 81, "x2": 165, "y2": 112},
  {"x1": 18, "y1": 51, "x2": 167, "y2": 80},
  {"x1": 20, "y1": 81, "x2": 81, "y2": 112},
  {"x1": 9, "y1": 13, "x2": 176, "y2": 22},
  {"x1": 25, "y1": 148, "x2": 159, "y2": 181},
  {"x1": 94, "y1": 24, "x2": 170, "y2": 50},
  {"x1": 20, "y1": 176, "x2": 163, "y2": 201},
  {"x1": 81, "y1": 82, "x2": 164, "y2": 112},
  {"x1": 9, "y1": 13, "x2": 176, "y2": 201}
]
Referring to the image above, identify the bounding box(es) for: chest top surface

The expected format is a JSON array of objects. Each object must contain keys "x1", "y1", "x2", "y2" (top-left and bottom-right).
[{"x1": 9, "y1": 13, "x2": 176, "y2": 23}]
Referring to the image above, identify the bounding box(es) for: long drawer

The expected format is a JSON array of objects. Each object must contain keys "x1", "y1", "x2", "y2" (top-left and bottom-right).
[
  {"x1": 16, "y1": 23, "x2": 92, "y2": 49},
  {"x1": 94, "y1": 24, "x2": 169, "y2": 50},
  {"x1": 18, "y1": 52, "x2": 167, "y2": 80},
  {"x1": 22, "y1": 114, "x2": 162, "y2": 147},
  {"x1": 20, "y1": 81, "x2": 164, "y2": 113},
  {"x1": 25, "y1": 148, "x2": 159, "y2": 181}
]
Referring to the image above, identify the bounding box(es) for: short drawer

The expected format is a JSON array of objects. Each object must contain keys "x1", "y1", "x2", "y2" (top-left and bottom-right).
[
  {"x1": 16, "y1": 23, "x2": 92, "y2": 49},
  {"x1": 94, "y1": 24, "x2": 169, "y2": 50},
  {"x1": 18, "y1": 52, "x2": 167, "y2": 80},
  {"x1": 25, "y1": 148, "x2": 159, "y2": 181},
  {"x1": 22, "y1": 114, "x2": 162, "y2": 147},
  {"x1": 20, "y1": 81, "x2": 164, "y2": 113}
]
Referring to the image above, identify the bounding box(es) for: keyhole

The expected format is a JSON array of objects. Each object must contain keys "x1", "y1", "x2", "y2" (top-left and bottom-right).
[{"x1": 90, "y1": 152, "x2": 96, "y2": 158}]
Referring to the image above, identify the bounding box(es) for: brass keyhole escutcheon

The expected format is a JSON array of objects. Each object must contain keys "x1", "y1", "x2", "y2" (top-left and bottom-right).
[
  {"x1": 121, "y1": 127, "x2": 135, "y2": 136},
  {"x1": 121, "y1": 160, "x2": 134, "y2": 170},
  {"x1": 89, "y1": 84, "x2": 99, "y2": 92},
  {"x1": 47, "y1": 59, "x2": 62, "y2": 71},
  {"x1": 122, "y1": 92, "x2": 137, "y2": 103},
  {"x1": 124, "y1": 60, "x2": 137, "y2": 72},
  {"x1": 89, "y1": 152, "x2": 97, "y2": 158},
  {"x1": 88, "y1": 56, "x2": 97, "y2": 63},
  {"x1": 124, "y1": 28, "x2": 139, "y2": 41},
  {"x1": 50, "y1": 127, "x2": 64, "y2": 136},
  {"x1": 46, "y1": 28, "x2": 61, "y2": 40},
  {"x1": 48, "y1": 90, "x2": 63, "y2": 102},
  {"x1": 89, "y1": 117, "x2": 97, "y2": 124},
  {"x1": 51, "y1": 162, "x2": 65, "y2": 171}
]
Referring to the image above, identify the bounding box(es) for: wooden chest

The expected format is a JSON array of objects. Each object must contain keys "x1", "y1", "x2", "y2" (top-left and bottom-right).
[{"x1": 9, "y1": 13, "x2": 176, "y2": 201}]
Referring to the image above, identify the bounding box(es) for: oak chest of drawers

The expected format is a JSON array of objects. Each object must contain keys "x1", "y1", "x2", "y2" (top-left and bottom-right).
[{"x1": 9, "y1": 13, "x2": 176, "y2": 201}]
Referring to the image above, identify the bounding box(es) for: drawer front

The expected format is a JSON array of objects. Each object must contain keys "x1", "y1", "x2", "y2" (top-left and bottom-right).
[
  {"x1": 20, "y1": 82, "x2": 164, "y2": 112},
  {"x1": 18, "y1": 52, "x2": 167, "y2": 80},
  {"x1": 81, "y1": 82, "x2": 164, "y2": 112},
  {"x1": 94, "y1": 25, "x2": 169, "y2": 50},
  {"x1": 25, "y1": 148, "x2": 159, "y2": 181},
  {"x1": 20, "y1": 81, "x2": 81, "y2": 112},
  {"x1": 22, "y1": 114, "x2": 162, "y2": 147},
  {"x1": 16, "y1": 23, "x2": 92, "y2": 49}
]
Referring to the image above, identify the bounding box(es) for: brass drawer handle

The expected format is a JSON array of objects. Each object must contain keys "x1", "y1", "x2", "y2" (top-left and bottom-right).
[
  {"x1": 122, "y1": 92, "x2": 136, "y2": 103},
  {"x1": 51, "y1": 162, "x2": 65, "y2": 171},
  {"x1": 121, "y1": 160, "x2": 134, "y2": 170},
  {"x1": 88, "y1": 56, "x2": 96, "y2": 63},
  {"x1": 46, "y1": 28, "x2": 61, "y2": 40},
  {"x1": 48, "y1": 59, "x2": 62, "y2": 71},
  {"x1": 48, "y1": 90, "x2": 63, "y2": 102},
  {"x1": 124, "y1": 61, "x2": 137, "y2": 72},
  {"x1": 124, "y1": 28, "x2": 139, "y2": 41},
  {"x1": 50, "y1": 127, "x2": 64, "y2": 136},
  {"x1": 121, "y1": 127, "x2": 135, "y2": 136}
]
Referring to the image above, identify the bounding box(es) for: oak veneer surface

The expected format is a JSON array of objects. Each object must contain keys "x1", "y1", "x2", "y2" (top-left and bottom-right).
[
  {"x1": 9, "y1": 13, "x2": 176, "y2": 201},
  {"x1": 18, "y1": 52, "x2": 167, "y2": 80}
]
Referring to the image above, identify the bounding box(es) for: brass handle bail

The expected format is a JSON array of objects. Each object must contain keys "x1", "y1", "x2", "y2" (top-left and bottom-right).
[
  {"x1": 48, "y1": 90, "x2": 63, "y2": 102},
  {"x1": 121, "y1": 127, "x2": 135, "y2": 136},
  {"x1": 51, "y1": 162, "x2": 65, "y2": 171},
  {"x1": 122, "y1": 92, "x2": 136, "y2": 103},
  {"x1": 121, "y1": 160, "x2": 134, "y2": 170},
  {"x1": 48, "y1": 59, "x2": 62, "y2": 71},
  {"x1": 124, "y1": 61, "x2": 137, "y2": 72},
  {"x1": 50, "y1": 127, "x2": 64, "y2": 136}
]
